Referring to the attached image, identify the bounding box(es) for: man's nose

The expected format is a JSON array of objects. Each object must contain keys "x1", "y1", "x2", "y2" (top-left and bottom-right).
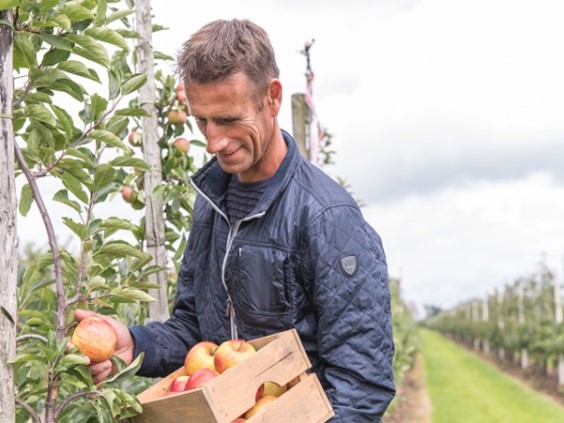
[{"x1": 205, "y1": 123, "x2": 228, "y2": 154}]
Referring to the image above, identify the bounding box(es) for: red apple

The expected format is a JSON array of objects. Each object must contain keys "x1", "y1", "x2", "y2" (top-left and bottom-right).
[
  {"x1": 261, "y1": 381, "x2": 288, "y2": 398},
  {"x1": 244, "y1": 395, "x2": 277, "y2": 419},
  {"x1": 121, "y1": 186, "x2": 136, "y2": 203},
  {"x1": 213, "y1": 339, "x2": 256, "y2": 374},
  {"x1": 71, "y1": 317, "x2": 118, "y2": 363},
  {"x1": 128, "y1": 129, "x2": 141, "y2": 147},
  {"x1": 184, "y1": 341, "x2": 218, "y2": 376},
  {"x1": 176, "y1": 89, "x2": 187, "y2": 105},
  {"x1": 167, "y1": 109, "x2": 187, "y2": 126},
  {"x1": 173, "y1": 137, "x2": 190, "y2": 153},
  {"x1": 169, "y1": 375, "x2": 190, "y2": 393},
  {"x1": 184, "y1": 368, "x2": 220, "y2": 390}
]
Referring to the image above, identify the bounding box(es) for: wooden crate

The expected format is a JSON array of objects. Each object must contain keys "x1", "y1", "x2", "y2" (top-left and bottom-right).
[{"x1": 134, "y1": 329, "x2": 334, "y2": 423}]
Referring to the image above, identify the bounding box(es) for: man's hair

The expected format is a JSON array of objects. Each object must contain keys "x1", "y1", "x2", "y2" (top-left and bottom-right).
[{"x1": 177, "y1": 19, "x2": 280, "y2": 94}]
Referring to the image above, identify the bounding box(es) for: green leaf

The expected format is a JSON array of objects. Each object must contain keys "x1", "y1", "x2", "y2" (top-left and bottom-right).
[
  {"x1": 62, "y1": 217, "x2": 88, "y2": 240},
  {"x1": 94, "y1": 241, "x2": 144, "y2": 259},
  {"x1": 39, "y1": 33, "x2": 73, "y2": 50},
  {"x1": 50, "y1": 104, "x2": 75, "y2": 139},
  {"x1": 120, "y1": 73, "x2": 147, "y2": 96},
  {"x1": 60, "y1": 172, "x2": 89, "y2": 204},
  {"x1": 19, "y1": 184, "x2": 33, "y2": 217},
  {"x1": 59, "y1": 3, "x2": 95, "y2": 21},
  {"x1": 50, "y1": 78, "x2": 86, "y2": 101},
  {"x1": 55, "y1": 354, "x2": 90, "y2": 372},
  {"x1": 105, "y1": 353, "x2": 144, "y2": 385},
  {"x1": 90, "y1": 93, "x2": 108, "y2": 121},
  {"x1": 110, "y1": 156, "x2": 149, "y2": 170},
  {"x1": 70, "y1": 39, "x2": 110, "y2": 68},
  {"x1": 13, "y1": 32, "x2": 37, "y2": 69},
  {"x1": 108, "y1": 288, "x2": 155, "y2": 303},
  {"x1": 85, "y1": 26, "x2": 128, "y2": 50},
  {"x1": 41, "y1": 48, "x2": 71, "y2": 66},
  {"x1": 93, "y1": 163, "x2": 115, "y2": 192},
  {"x1": 57, "y1": 60, "x2": 101, "y2": 82},
  {"x1": 88, "y1": 129, "x2": 126, "y2": 149},
  {"x1": 94, "y1": 0, "x2": 107, "y2": 26},
  {"x1": 105, "y1": 9, "x2": 134, "y2": 24},
  {"x1": 114, "y1": 107, "x2": 150, "y2": 117},
  {"x1": 0, "y1": 0, "x2": 20, "y2": 11},
  {"x1": 25, "y1": 104, "x2": 57, "y2": 128},
  {"x1": 100, "y1": 217, "x2": 139, "y2": 232},
  {"x1": 53, "y1": 189, "x2": 82, "y2": 213}
]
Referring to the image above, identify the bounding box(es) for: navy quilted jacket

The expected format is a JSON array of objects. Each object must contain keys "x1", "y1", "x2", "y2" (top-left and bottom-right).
[{"x1": 130, "y1": 131, "x2": 396, "y2": 421}]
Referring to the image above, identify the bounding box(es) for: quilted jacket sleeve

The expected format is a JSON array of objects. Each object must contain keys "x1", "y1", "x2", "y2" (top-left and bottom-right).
[
  {"x1": 308, "y1": 204, "x2": 396, "y2": 422},
  {"x1": 129, "y1": 246, "x2": 202, "y2": 378}
]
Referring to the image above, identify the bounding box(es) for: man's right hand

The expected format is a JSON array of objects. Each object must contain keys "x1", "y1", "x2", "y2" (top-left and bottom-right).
[{"x1": 72, "y1": 309, "x2": 135, "y2": 384}]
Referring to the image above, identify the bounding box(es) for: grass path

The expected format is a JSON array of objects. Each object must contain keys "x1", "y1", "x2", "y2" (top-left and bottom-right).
[{"x1": 420, "y1": 328, "x2": 564, "y2": 423}]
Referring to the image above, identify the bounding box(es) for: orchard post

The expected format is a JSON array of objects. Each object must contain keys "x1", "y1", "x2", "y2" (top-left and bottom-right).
[
  {"x1": 0, "y1": 8, "x2": 17, "y2": 422},
  {"x1": 136, "y1": 0, "x2": 170, "y2": 321}
]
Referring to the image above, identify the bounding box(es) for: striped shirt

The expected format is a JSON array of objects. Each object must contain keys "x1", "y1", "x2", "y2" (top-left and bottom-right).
[{"x1": 225, "y1": 175, "x2": 271, "y2": 224}]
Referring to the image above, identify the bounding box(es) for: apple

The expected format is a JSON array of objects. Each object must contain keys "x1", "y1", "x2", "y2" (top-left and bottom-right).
[
  {"x1": 71, "y1": 317, "x2": 118, "y2": 363},
  {"x1": 169, "y1": 375, "x2": 190, "y2": 393},
  {"x1": 244, "y1": 395, "x2": 277, "y2": 419},
  {"x1": 128, "y1": 129, "x2": 141, "y2": 147},
  {"x1": 176, "y1": 87, "x2": 187, "y2": 105},
  {"x1": 173, "y1": 137, "x2": 190, "y2": 153},
  {"x1": 261, "y1": 381, "x2": 288, "y2": 398},
  {"x1": 121, "y1": 186, "x2": 136, "y2": 203},
  {"x1": 167, "y1": 109, "x2": 187, "y2": 126},
  {"x1": 255, "y1": 384, "x2": 264, "y2": 401},
  {"x1": 184, "y1": 368, "x2": 220, "y2": 390},
  {"x1": 184, "y1": 341, "x2": 218, "y2": 376},
  {"x1": 213, "y1": 339, "x2": 256, "y2": 374}
]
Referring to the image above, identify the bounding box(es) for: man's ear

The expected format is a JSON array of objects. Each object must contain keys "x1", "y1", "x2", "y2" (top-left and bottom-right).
[{"x1": 267, "y1": 79, "x2": 282, "y2": 116}]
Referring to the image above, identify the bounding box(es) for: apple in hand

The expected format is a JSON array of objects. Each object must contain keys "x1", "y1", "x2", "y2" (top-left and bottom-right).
[
  {"x1": 185, "y1": 368, "x2": 220, "y2": 390},
  {"x1": 71, "y1": 316, "x2": 118, "y2": 363},
  {"x1": 244, "y1": 395, "x2": 277, "y2": 419},
  {"x1": 184, "y1": 341, "x2": 218, "y2": 376},
  {"x1": 168, "y1": 375, "x2": 190, "y2": 393},
  {"x1": 213, "y1": 339, "x2": 256, "y2": 374}
]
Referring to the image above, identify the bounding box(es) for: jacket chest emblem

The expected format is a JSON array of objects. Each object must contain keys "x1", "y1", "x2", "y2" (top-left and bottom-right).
[{"x1": 340, "y1": 255, "x2": 357, "y2": 276}]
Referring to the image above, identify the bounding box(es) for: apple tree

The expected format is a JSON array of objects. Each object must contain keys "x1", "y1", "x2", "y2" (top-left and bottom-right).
[{"x1": 2, "y1": 0, "x2": 203, "y2": 421}]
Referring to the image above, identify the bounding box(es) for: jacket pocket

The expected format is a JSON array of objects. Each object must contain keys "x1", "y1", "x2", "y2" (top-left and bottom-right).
[{"x1": 233, "y1": 303, "x2": 292, "y2": 339}]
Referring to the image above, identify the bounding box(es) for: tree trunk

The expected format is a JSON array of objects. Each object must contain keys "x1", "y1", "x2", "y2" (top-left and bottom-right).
[
  {"x1": 0, "y1": 9, "x2": 18, "y2": 422},
  {"x1": 135, "y1": 0, "x2": 170, "y2": 321}
]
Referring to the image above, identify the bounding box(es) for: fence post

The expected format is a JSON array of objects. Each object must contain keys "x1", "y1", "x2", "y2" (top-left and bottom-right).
[
  {"x1": 555, "y1": 264, "x2": 564, "y2": 385},
  {"x1": 291, "y1": 93, "x2": 309, "y2": 159}
]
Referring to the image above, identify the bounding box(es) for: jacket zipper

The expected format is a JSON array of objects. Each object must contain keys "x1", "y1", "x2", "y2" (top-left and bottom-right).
[{"x1": 190, "y1": 178, "x2": 265, "y2": 339}]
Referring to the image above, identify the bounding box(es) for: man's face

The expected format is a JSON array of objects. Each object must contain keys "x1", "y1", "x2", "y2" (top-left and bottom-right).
[{"x1": 186, "y1": 72, "x2": 283, "y2": 183}]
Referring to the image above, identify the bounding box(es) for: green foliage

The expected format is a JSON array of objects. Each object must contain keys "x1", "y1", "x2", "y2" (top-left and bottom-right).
[
  {"x1": 424, "y1": 259, "x2": 563, "y2": 369},
  {"x1": 10, "y1": 0, "x2": 204, "y2": 420}
]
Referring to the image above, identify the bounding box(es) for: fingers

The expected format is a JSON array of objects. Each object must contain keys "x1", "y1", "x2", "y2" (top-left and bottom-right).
[
  {"x1": 90, "y1": 360, "x2": 114, "y2": 385},
  {"x1": 74, "y1": 309, "x2": 101, "y2": 321}
]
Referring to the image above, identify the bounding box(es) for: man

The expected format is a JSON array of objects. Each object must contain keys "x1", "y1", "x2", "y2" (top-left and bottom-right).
[{"x1": 76, "y1": 18, "x2": 395, "y2": 421}]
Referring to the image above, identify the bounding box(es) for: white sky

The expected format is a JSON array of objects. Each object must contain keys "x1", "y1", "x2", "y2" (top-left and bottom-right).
[{"x1": 17, "y1": 0, "x2": 564, "y2": 317}]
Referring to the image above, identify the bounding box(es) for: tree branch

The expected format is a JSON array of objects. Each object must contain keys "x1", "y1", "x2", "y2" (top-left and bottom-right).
[{"x1": 15, "y1": 399, "x2": 43, "y2": 423}]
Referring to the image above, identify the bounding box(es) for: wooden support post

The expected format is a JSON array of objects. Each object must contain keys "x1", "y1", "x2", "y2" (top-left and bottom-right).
[
  {"x1": 0, "y1": 9, "x2": 17, "y2": 422},
  {"x1": 291, "y1": 93, "x2": 309, "y2": 159}
]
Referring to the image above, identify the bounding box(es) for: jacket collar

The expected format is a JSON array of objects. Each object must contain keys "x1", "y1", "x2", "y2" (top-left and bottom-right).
[{"x1": 190, "y1": 130, "x2": 302, "y2": 214}]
